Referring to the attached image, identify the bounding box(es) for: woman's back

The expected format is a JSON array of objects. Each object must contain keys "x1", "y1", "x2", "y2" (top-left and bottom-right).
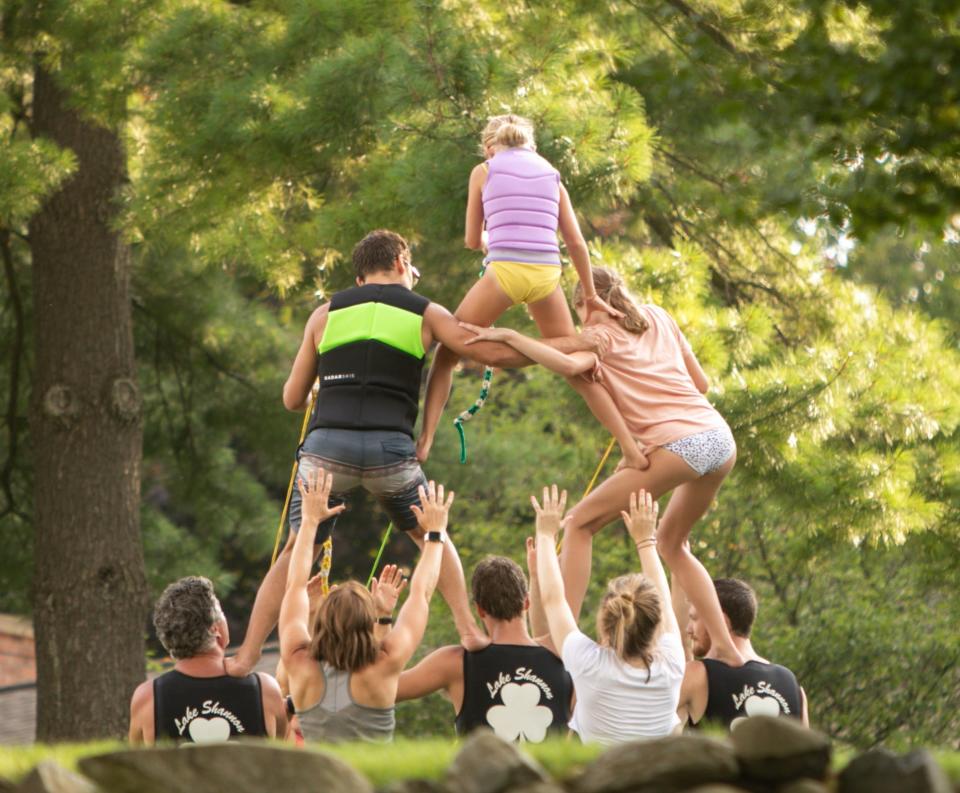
[
  {"x1": 588, "y1": 306, "x2": 724, "y2": 447},
  {"x1": 561, "y1": 629, "x2": 685, "y2": 745},
  {"x1": 296, "y1": 662, "x2": 395, "y2": 743}
]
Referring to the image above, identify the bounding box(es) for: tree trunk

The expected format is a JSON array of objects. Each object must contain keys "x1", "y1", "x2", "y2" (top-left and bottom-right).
[{"x1": 28, "y1": 65, "x2": 148, "y2": 741}]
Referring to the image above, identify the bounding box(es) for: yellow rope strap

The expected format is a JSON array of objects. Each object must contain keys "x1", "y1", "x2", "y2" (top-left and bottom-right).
[
  {"x1": 270, "y1": 390, "x2": 316, "y2": 567},
  {"x1": 557, "y1": 437, "x2": 616, "y2": 553}
]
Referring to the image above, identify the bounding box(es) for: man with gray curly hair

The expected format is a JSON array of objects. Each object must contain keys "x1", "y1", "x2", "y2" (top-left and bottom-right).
[{"x1": 129, "y1": 576, "x2": 287, "y2": 744}]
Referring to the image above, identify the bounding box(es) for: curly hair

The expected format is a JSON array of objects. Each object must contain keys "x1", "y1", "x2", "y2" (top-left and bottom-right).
[{"x1": 153, "y1": 576, "x2": 221, "y2": 660}]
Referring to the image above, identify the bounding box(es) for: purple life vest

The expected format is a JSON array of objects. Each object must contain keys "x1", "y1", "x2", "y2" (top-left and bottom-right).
[{"x1": 482, "y1": 148, "x2": 561, "y2": 260}]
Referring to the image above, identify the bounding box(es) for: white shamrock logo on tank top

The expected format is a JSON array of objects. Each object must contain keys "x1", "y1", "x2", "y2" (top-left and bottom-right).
[
  {"x1": 730, "y1": 693, "x2": 785, "y2": 731},
  {"x1": 187, "y1": 716, "x2": 232, "y2": 743},
  {"x1": 485, "y1": 682, "x2": 554, "y2": 743}
]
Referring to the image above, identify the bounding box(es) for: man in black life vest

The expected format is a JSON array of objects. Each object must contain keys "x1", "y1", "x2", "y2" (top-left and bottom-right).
[
  {"x1": 675, "y1": 577, "x2": 809, "y2": 730},
  {"x1": 229, "y1": 230, "x2": 597, "y2": 675},
  {"x1": 129, "y1": 577, "x2": 287, "y2": 744},
  {"x1": 396, "y1": 546, "x2": 573, "y2": 742}
]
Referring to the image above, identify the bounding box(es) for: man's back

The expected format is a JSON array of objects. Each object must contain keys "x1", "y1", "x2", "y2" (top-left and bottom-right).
[
  {"x1": 699, "y1": 658, "x2": 802, "y2": 729},
  {"x1": 153, "y1": 669, "x2": 267, "y2": 743},
  {"x1": 456, "y1": 643, "x2": 572, "y2": 743}
]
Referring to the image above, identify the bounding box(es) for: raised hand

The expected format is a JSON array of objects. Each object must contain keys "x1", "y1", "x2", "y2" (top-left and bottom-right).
[
  {"x1": 584, "y1": 293, "x2": 624, "y2": 320},
  {"x1": 297, "y1": 467, "x2": 346, "y2": 530},
  {"x1": 621, "y1": 489, "x2": 659, "y2": 545},
  {"x1": 415, "y1": 434, "x2": 433, "y2": 463},
  {"x1": 525, "y1": 536, "x2": 538, "y2": 579},
  {"x1": 371, "y1": 564, "x2": 407, "y2": 616},
  {"x1": 580, "y1": 325, "x2": 611, "y2": 357},
  {"x1": 530, "y1": 484, "x2": 568, "y2": 540},
  {"x1": 616, "y1": 440, "x2": 650, "y2": 472},
  {"x1": 410, "y1": 480, "x2": 455, "y2": 534},
  {"x1": 306, "y1": 572, "x2": 327, "y2": 613}
]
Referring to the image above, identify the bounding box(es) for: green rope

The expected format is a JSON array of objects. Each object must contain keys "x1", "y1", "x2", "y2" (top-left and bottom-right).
[
  {"x1": 365, "y1": 522, "x2": 393, "y2": 587},
  {"x1": 452, "y1": 366, "x2": 494, "y2": 464}
]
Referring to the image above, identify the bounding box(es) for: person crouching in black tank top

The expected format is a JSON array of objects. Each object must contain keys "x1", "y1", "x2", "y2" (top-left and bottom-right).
[
  {"x1": 128, "y1": 577, "x2": 288, "y2": 744},
  {"x1": 396, "y1": 549, "x2": 573, "y2": 742},
  {"x1": 676, "y1": 578, "x2": 808, "y2": 730}
]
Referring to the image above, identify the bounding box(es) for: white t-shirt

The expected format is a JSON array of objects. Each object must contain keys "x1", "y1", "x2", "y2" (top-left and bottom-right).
[{"x1": 562, "y1": 629, "x2": 685, "y2": 745}]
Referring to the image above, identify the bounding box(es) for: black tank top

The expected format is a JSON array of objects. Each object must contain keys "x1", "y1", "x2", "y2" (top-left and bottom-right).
[
  {"x1": 698, "y1": 658, "x2": 802, "y2": 729},
  {"x1": 153, "y1": 670, "x2": 267, "y2": 743},
  {"x1": 455, "y1": 644, "x2": 573, "y2": 742}
]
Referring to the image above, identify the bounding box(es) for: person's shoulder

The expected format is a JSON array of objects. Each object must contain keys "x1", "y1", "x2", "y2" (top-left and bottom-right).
[
  {"x1": 256, "y1": 671, "x2": 283, "y2": 695},
  {"x1": 129, "y1": 678, "x2": 154, "y2": 724},
  {"x1": 130, "y1": 678, "x2": 153, "y2": 706}
]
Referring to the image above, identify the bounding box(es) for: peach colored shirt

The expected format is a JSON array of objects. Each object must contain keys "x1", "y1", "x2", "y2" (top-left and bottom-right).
[{"x1": 585, "y1": 305, "x2": 728, "y2": 450}]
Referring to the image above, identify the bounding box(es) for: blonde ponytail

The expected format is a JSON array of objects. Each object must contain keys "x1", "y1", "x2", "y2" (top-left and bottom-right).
[
  {"x1": 598, "y1": 574, "x2": 662, "y2": 678},
  {"x1": 481, "y1": 114, "x2": 536, "y2": 152}
]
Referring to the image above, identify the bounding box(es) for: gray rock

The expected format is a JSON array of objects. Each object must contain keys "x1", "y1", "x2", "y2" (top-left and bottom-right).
[
  {"x1": 731, "y1": 716, "x2": 831, "y2": 783},
  {"x1": 445, "y1": 730, "x2": 548, "y2": 793},
  {"x1": 837, "y1": 748, "x2": 952, "y2": 793},
  {"x1": 15, "y1": 762, "x2": 97, "y2": 793},
  {"x1": 78, "y1": 742, "x2": 373, "y2": 793},
  {"x1": 684, "y1": 786, "x2": 753, "y2": 793},
  {"x1": 572, "y1": 734, "x2": 739, "y2": 793},
  {"x1": 777, "y1": 780, "x2": 829, "y2": 793},
  {"x1": 380, "y1": 780, "x2": 449, "y2": 793}
]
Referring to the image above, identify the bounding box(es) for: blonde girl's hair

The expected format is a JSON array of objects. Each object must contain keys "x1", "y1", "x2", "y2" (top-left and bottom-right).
[
  {"x1": 597, "y1": 573, "x2": 662, "y2": 678},
  {"x1": 481, "y1": 114, "x2": 536, "y2": 152},
  {"x1": 572, "y1": 266, "x2": 650, "y2": 335},
  {"x1": 311, "y1": 581, "x2": 378, "y2": 672}
]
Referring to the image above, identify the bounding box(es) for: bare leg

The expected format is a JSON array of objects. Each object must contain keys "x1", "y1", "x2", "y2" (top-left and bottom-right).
[
  {"x1": 226, "y1": 531, "x2": 322, "y2": 676},
  {"x1": 560, "y1": 448, "x2": 695, "y2": 620},
  {"x1": 406, "y1": 526, "x2": 487, "y2": 649},
  {"x1": 527, "y1": 285, "x2": 576, "y2": 337},
  {"x1": 418, "y1": 270, "x2": 514, "y2": 460},
  {"x1": 656, "y1": 453, "x2": 742, "y2": 665}
]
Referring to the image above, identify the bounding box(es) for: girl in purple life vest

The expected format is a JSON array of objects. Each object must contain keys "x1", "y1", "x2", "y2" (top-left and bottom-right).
[{"x1": 418, "y1": 115, "x2": 639, "y2": 467}]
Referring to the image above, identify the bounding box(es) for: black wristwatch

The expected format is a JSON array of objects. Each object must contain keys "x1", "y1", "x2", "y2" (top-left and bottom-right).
[
  {"x1": 425, "y1": 530, "x2": 446, "y2": 544},
  {"x1": 376, "y1": 616, "x2": 394, "y2": 625}
]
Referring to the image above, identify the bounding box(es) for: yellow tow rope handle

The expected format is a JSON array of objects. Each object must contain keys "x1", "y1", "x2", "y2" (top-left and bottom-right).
[{"x1": 557, "y1": 437, "x2": 616, "y2": 554}]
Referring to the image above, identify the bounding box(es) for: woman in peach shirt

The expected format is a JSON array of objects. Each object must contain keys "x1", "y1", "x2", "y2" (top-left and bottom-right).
[{"x1": 464, "y1": 267, "x2": 743, "y2": 666}]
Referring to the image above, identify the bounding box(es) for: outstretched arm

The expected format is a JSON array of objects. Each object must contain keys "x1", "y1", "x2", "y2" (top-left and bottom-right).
[
  {"x1": 556, "y1": 184, "x2": 620, "y2": 320},
  {"x1": 381, "y1": 483, "x2": 453, "y2": 670},
  {"x1": 396, "y1": 645, "x2": 462, "y2": 704},
  {"x1": 532, "y1": 486, "x2": 579, "y2": 653},
  {"x1": 525, "y1": 536, "x2": 554, "y2": 652},
  {"x1": 623, "y1": 490, "x2": 679, "y2": 636},
  {"x1": 425, "y1": 304, "x2": 595, "y2": 369},
  {"x1": 566, "y1": 376, "x2": 648, "y2": 470},
  {"x1": 464, "y1": 164, "x2": 486, "y2": 250},
  {"x1": 463, "y1": 325, "x2": 596, "y2": 377},
  {"x1": 279, "y1": 470, "x2": 345, "y2": 667}
]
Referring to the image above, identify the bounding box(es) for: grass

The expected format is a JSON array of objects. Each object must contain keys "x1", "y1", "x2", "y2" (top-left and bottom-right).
[{"x1": 2, "y1": 738, "x2": 957, "y2": 787}]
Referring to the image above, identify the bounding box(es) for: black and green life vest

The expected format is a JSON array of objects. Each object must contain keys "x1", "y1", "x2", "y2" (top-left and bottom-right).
[{"x1": 307, "y1": 283, "x2": 430, "y2": 438}]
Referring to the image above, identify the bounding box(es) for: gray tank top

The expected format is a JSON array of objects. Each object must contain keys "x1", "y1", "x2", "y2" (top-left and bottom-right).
[{"x1": 297, "y1": 663, "x2": 395, "y2": 743}]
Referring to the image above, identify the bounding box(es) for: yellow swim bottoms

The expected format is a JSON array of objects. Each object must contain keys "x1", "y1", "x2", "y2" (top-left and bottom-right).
[{"x1": 488, "y1": 261, "x2": 562, "y2": 305}]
